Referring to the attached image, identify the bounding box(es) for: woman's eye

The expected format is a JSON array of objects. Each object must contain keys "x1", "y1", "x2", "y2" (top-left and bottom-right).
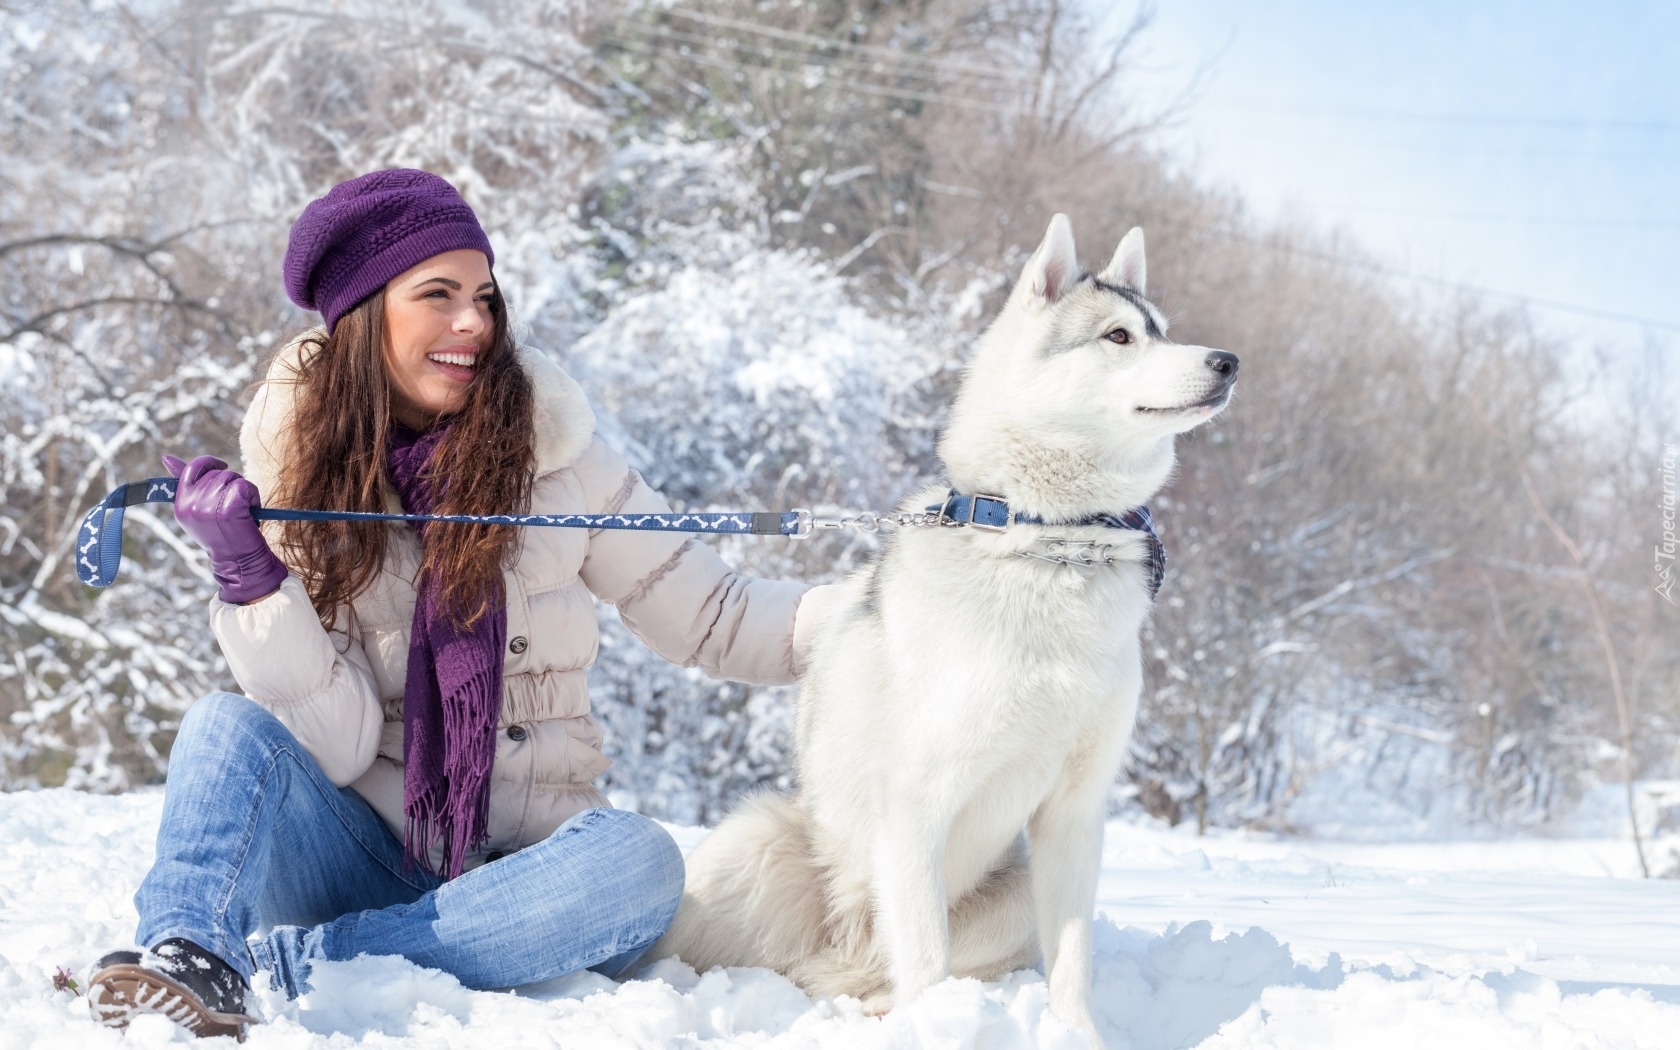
[{"x1": 1105, "y1": 328, "x2": 1132, "y2": 345}]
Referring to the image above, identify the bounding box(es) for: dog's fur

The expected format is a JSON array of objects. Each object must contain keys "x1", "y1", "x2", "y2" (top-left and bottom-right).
[{"x1": 648, "y1": 215, "x2": 1238, "y2": 1047}]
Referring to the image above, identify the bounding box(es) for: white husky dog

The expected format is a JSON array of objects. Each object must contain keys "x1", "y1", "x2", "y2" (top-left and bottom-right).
[{"x1": 649, "y1": 215, "x2": 1238, "y2": 1047}]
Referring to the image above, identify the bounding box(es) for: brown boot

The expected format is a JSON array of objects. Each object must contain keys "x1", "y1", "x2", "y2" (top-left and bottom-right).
[{"x1": 89, "y1": 938, "x2": 258, "y2": 1040}]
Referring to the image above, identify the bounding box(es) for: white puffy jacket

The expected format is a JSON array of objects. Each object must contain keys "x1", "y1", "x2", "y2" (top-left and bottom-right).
[{"x1": 210, "y1": 332, "x2": 833, "y2": 866}]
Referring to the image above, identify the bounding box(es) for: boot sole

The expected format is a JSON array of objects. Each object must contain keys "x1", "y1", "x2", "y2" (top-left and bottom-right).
[{"x1": 89, "y1": 962, "x2": 256, "y2": 1041}]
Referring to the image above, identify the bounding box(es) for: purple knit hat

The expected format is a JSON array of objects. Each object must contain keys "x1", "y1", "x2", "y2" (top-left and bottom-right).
[{"x1": 283, "y1": 169, "x2": 495, "y2": 332}]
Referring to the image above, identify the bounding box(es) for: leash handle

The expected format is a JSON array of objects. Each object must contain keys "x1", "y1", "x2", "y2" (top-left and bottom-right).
[
  {"x1": 76, "y1": 478, "x2": 183, "y2": 588},
  {"x1": 75, "y1": 477, "x2": 805, "y2": 589}
]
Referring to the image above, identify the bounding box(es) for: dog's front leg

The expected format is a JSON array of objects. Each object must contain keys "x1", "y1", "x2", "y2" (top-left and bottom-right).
[
  {"x1": 871, "y1": 814, "x2": 951, "y2": 1005},
  {"x1": 1028, "y1": 782, "x2": 1109, "y2": 1046}
]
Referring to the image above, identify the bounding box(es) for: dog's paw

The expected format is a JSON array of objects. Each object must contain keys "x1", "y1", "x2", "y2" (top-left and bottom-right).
[{"x1": 856, "y1": 990, "x2": 895, "y2": 1017}]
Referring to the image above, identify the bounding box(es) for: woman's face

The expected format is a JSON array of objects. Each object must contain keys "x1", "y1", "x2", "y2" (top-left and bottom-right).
[{"x1": 381, "y1": 248, "x2": 495, "y2": 430}]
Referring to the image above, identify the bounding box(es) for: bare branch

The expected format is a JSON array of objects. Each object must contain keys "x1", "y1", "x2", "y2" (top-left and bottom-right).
[
  {"x1": 1287, "y1": 547, "x2": 1456, "y2": 621},
  {"x1": 2, "y1": 296, "x2": 228, "y2": 343},
  {"x1": 830, "y1": 225, "x2": 908, "y2": 276},
  {"x1": 1518, "y1": 464, "x2": 1649, "y2": 876}
]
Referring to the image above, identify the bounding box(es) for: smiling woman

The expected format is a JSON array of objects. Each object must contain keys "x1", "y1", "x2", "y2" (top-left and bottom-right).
[
  {"x1": 85, "y1": 168, "x2": 835, "y2": 1039},
  {"x1": 273, "y1": 218, "x2": 535, "y2": 633}
]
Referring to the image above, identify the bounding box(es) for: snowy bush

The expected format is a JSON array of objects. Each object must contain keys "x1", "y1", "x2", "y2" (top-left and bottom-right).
[
  {"x1": 565, "y1": 134, "x2": 956, "y2": 820},
  {"x1": 3, "y1": 0, "x2": 1674, "y2": 845}
]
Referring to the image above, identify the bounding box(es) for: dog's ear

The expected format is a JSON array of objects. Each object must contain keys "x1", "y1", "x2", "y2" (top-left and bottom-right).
[
  {"x1": 1018, "y1": 213, "x2": 1079, "y2": 306},
  {"x1": 1100, "y1": 227, "x2": 1147, "y2": 294}
]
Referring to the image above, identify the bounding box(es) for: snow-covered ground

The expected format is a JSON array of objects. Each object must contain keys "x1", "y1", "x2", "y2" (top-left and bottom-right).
[{"x1": 2, "y1": 789, "x2": 1677, "y2": 1049}]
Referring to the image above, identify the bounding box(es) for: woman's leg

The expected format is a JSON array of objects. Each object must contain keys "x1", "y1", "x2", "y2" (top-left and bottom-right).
[
  {"x1": 254, "y1": 807, "x2": 685, "y2": 996},
  {"x1": 134, "y1": 691, "x2": 435, "y2": 981}
]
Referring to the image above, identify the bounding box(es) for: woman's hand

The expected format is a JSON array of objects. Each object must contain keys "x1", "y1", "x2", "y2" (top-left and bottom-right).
[{"x1": 163, "y1": 454, "x2": 289, "y2": 604}]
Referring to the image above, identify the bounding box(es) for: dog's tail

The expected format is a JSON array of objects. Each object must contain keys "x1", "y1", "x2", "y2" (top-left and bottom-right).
[{"x1": 643, "y1": 791, "x2": 831, "y2": 976}]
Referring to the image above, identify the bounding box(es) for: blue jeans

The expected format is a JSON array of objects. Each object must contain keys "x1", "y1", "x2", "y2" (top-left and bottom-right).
[{"x1": 134, "y1": 692, "x2": 684, "y2": 999}]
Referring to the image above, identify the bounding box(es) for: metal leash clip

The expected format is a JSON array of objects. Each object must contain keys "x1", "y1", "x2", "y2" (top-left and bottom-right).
[{"x1": 791, "y1": 510, "x2": 881, "y2": 537}]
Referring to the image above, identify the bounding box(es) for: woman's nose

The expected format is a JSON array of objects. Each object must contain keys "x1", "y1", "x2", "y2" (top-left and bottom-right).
[{"x1": 453, "y1": 301, "x2": 487, "y2": 335}]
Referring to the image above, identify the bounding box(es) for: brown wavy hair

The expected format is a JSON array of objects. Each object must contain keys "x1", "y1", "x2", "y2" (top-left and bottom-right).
[{"x1": 267, "y1": 286, "x2": 535, "y2": 629}]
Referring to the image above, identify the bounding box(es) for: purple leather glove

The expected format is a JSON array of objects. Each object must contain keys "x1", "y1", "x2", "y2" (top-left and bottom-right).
[{"x1": 162, "y1": 454, "x2": 289, "y2": 604}]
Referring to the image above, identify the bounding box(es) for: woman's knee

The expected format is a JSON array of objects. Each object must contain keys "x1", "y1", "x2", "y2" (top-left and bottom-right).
[
  {"x1": 553, "y1": 808, "x2": 685, "y2": 923},
  {"x1": 622, "y1": 811, "x2": 685, "y2": 923},
  {"x1": 173, "y1": 691, "x2": 290, "y2": 762}
]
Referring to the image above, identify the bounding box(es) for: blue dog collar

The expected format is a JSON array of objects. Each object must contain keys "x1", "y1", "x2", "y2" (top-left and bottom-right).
[{"x1": 927, "y1": 490, "x2": 1167, "y2": 599}]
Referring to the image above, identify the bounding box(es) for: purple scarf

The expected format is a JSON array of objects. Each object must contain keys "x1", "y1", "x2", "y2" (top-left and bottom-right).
[{"x1": 387, "y1": 422, "x2": 505, "y2": 878}]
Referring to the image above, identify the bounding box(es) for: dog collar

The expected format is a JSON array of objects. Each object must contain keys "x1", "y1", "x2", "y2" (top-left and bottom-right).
[{"x1": 928, "y1": 491, "x2": 1167, "y2": 599}]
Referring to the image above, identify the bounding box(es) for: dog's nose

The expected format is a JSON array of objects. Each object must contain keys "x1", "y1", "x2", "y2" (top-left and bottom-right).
[{"x1": 1205, "y1": 350, "x2": 1239, "y2": 379}]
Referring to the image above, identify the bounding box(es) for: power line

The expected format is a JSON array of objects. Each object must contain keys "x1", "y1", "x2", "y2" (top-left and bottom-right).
[
  {"x1": 1204, "y1": 99, "x2": 1678, "y2": 133},
  {"x1": 1202, "y1": 127, "x2": 1680, "y2": 162},
  {"x1": 1323, "y1": 207, "x2": 1680, "y2": 232},
  {"x1": 638, "y1": 12, "x2": 1676, "y2": 158},
  {"x1": 1207, "y1": 228, "x2": 1680, "y2": 335},
  {"x1": 615, "y1": 10, "x2": 1678, "y2": 336},
  {"x1": 658, "y1": 10, "x2": 1674, "y2": 136},
  {"x1": 662, "y1": 6, "x2": 1038, "y2": 89},
  {"x1": 612, "y1": 20, "x2": 1028, "y2": 98},
  {"x1": 603, "y1": 35, "x2": 1025, "y2": 118}
]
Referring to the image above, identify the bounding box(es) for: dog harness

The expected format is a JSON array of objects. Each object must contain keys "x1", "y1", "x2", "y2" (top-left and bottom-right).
[{"x1": 929, "y1": 491, "x2": 1167, "y2": 600}]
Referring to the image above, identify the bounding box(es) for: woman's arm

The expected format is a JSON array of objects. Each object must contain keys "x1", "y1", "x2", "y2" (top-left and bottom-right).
[
  {"x1": 164, "y1": 453, "x2": 383, "y2": 785},
  {"x1": 573, "y1": 438, "x2": 839, "y2": 685}
]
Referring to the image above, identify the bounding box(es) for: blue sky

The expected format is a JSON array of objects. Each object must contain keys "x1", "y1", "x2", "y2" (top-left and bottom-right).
[{"x1": 1117, "y1": 0, "x2": 1679, "y2": 425}]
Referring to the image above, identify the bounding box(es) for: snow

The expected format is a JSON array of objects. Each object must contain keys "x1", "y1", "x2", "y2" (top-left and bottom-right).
[{"x1": 3, "y1": 789, "x2": 1678, "y2": 1048}]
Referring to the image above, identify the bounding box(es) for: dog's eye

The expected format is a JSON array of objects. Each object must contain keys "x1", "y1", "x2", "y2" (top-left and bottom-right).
[{"x1": 1104, "y1": 328, "x2": 1132, "y2": 345}]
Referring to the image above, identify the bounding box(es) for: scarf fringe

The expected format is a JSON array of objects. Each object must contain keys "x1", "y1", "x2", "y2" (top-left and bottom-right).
[{"x1": 403, "y1": 661, "x2": 503, "y2": 879}]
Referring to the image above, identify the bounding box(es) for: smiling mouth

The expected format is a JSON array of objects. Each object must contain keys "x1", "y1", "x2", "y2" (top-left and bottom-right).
[
  {"x1": 427, "y1": 350, "x2": 478, "y2": 369},
  {"x1": 1137, "y1": 387, "x2": 1232, "y2": 414}
]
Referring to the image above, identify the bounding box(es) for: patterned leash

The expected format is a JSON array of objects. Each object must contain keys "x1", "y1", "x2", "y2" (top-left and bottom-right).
[
  {"x1": 76, "y1": 479, "x2": 1164, "y2": 595},
  {"x1": 74, "y1": 477, "x2": 814, "y2": 589}
]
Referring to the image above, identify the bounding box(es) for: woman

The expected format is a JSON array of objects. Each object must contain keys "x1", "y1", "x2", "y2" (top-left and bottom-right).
[{"x1": 88, "y1": 169, "x2": 832, "y2": 1038}]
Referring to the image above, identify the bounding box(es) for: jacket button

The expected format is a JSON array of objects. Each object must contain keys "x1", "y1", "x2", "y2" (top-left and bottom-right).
[
  {"x1": 506, "y1": 724, "x2": 528, "y2": 742},
  {"x1": 509, "y1": 636, "x2": 528, "y2": 654},
  {"x1": 485, "y1": 851, "x2": 506, "y2": 863}
]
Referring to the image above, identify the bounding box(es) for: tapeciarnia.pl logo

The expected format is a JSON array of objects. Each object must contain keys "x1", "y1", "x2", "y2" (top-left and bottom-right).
[{"x1": 1659, "y1": 442, "x2": 1677, "y2": 606}]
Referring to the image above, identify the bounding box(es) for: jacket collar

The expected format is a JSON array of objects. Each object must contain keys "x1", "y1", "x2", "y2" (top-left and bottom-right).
[{"x1": 240, "y1": 328, "x2": 596, "y2": 502}]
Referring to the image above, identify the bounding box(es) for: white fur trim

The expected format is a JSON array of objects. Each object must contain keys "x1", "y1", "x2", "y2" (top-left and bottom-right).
[
  {"x1": 522, "y1": 342, "x2": 597, "y2": 476},
  {"x1": 239, "y1": 328, "x2": 596, "y2": 500}
]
